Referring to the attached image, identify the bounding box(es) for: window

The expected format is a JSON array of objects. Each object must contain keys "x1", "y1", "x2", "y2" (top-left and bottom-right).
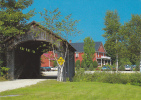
[{"x1": 76, "y1": 53, "x2": 79, "y2": 57}]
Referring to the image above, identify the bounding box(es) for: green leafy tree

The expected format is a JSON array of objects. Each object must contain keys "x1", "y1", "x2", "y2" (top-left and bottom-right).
[
  {"x1": 81, "y1": 60, "x2": 85, "y2": 68},
  {"x1": 39, "y1": 8, "x2": 81, "y2": 81},
  {"x1": 119, "y1": 58, "x2": 132, "y2": 67},
  {"x1": 102, "y1": 10, "x2": 121, "y2": 64},
  {"x1": 83, "y1": 37, "x2": 95, "y2": 68},
  {"x1": 135, "y1": 61, "x2": 140, "y2": 71},
  {"x1": 103, "y1": 10, "x2": 141, "y2": 65},
  {"x1": 0, "y1": 0, "x2": 35, "y2": 37},
  {"x1": 89, "y1": 63, "x2": 94, "y2": 71},
  {"x1": 93, "y1": 61, "x2": 98, "y2": 68},
  {"x1": 75, "y1": 60, "x2": 80, "y2": 71},
  {"x1": 119, "y1": 15, "x2": 141, "y2": 64},
  {"x1": 53, "y1": 60, "x2": 57, "y2": 67}
]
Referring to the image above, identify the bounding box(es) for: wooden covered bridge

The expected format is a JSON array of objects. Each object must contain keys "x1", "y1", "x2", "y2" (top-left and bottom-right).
[{"x1": 0, "y1": 21, "x2": 75, "y2": 81}]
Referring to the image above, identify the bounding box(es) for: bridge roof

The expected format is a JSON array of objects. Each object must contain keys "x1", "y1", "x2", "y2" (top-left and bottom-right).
[{"x1": 4, "y1": 21, "x2": 76, "y2": 52}]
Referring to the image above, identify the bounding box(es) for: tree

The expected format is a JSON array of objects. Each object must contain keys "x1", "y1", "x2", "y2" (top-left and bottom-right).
[
  {"x1": 119, "y1": 15, "x2": 141, "y2": 64},
  {"x1": 75, "y1": 60, "x2": 80, "y2": 71},
  {"x1": 53, "y1": 60, "x2": 57, "y2": 67},
  {"x1": 83, "y1": 37, "x2": 95, "y2": 68},
  {"x1": 0, "y1": 0, "x2": 35, "y2": 37},
  {"x1": 103, "y1": 10, "x2": 141, "y2": 68},
  {"x1": 93, "y1": 61, "x2": 98, "y2": 68},
  {"x1": 119, "y1": 58, "x2": 132, "y2": 67},
  {"x1": 39, "y1": 8, "x2": 81, "y2": 81},
  {"x1": 89, "y1": 63, "x2": 94, "y2": 71},
  {"x1": 102, "y1": 10, "x2": 121, "y2": 64},
  {"x1": 81, "y1": 60, "x2": 85, "y2": 68}
]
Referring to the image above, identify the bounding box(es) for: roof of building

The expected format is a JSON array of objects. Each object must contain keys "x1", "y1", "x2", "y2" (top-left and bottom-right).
[{"x1": 70, "y1": 42, "x2": 102, "y2": 52}]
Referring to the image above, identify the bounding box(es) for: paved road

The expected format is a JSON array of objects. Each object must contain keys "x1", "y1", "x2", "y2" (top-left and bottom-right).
[
  {"x1": 0, "y1": 79, "x2": 47, "y2": 93},
  {"x1": 85, "y1": 71, "x2": 140, "y2": 74},
  {"x1": 42, "y1": 71, "x2": 58, "y2": 76}
]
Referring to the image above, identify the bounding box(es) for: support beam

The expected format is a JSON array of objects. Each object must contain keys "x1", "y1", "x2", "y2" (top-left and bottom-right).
[
  {"x1": 101, "y1": 58, "x2": 102, "y2": 67},
  {"x1": 7, "y1": 49, "x2": 15, "y2": 79},
  {"x1": 110, "y1": 59, "x2": 111, "y2": 65}
]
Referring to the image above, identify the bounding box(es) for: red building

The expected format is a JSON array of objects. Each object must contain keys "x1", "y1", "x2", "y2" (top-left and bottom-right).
[
  {"x1": 70, "y1": 42, "x2": 111, "y2": 67},
  {"x1": 41, "y1": 51, "x2": 57, "y2": 67}
]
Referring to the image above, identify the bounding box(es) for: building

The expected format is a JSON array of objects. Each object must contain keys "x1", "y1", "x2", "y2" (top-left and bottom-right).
[
  {"x1": 70, "y1": 42, "x2": 111, "y2": 67},
  {"x1": 41, "y1": 51, "x2": 56, "y2": 67}
]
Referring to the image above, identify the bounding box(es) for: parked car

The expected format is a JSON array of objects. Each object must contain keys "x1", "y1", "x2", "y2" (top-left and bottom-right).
[
  {"x1": 51, "y1": 67, "x2": 58, "y2": 71},
  {"x1": 41, "y1": 67, "x2": 51, "y2": 71},
  {"x1": 131, "y1": 65, "x2": 136, "y2": 68},
  {"x1": 101, "y1": 66, "x2": 111, "y2": 71},
  {"x1": 125, "y1": 65, "x2": 132, "y2": 71}
]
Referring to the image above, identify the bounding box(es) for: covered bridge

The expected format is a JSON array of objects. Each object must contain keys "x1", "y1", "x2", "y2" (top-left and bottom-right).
[{"x1": 0, "y1": 21, "x2": 75, "y2": 81}]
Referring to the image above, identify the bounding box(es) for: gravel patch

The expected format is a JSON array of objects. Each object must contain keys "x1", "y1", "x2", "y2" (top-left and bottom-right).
[{"x1": 0, "y1": 79, "x2": 47, "y2": 93}]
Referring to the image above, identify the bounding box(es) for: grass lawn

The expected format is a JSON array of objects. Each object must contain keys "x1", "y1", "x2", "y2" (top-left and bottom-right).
[
  {"x1": 0, "y1": 77, "x2": 7, "y2": 82},
  {"x1": 0, "y1": 80, "x2": 141, "y2": 100}
]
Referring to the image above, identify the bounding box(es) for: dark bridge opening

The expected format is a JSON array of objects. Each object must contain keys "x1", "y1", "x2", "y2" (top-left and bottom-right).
[{"x1": 14, "y1": 40, "x2": 56, "y2": 79}]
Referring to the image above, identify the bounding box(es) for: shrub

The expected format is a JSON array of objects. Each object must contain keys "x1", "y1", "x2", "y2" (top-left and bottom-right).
[
  {"x1": 95, "y1": 67, "x2": 100, "y2": 71},
  {"x1": 135, "y1": 65, "x2": 140, "y2": 71},
  {"x1": 75, "y1": 60, "x2": 80, "y2": 67},
  {"x1": 53, "y1": 60, "x2": 57, "y2": 67},
  {"x1": 75, "y1": 60, "x2": 80, "y2": 71},
  {"x1": 135, "y1": 61, "x2": 140, "y2": 71},
  {"x1": 73, "y1": 72, "x2": 141, "y2": 86},
  {"x1": 89, "y1": 63, "x2": 94, "y2": 71},
  {"x1": 84, "y1": 63, "x2": 87, "y2": 71},
  {"x1": 76, "y1": 64, "x2": 80, "y2": 71},
  {"x1": 119, "y1": 66, "x2": 125, "y2": 71},
  {"x1": 0, "y1": 67, "x2": 10, "y2": 79},
  {"x1": 81, "y1": 60, "x2": 85, "y2": 68},
  {"x1": 93, "y1": 61, "x2": 98, "y2": 68}
]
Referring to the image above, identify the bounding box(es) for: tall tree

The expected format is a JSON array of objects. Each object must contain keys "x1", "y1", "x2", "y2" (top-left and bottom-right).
[
  {"x1": 83, "y1": 37, "x2": 95, "y2": 68},
  {"x1": 0, "y1": 0, "x2": 35, "y2": 37},
  {"x1": 39, "y1": 8, "x2": 81, "y2": 81},
  {"x1": 119, "y1": 14, "x2": 141, "y2": 64},
  {"x1": 102, "y1": 10, "x2": 121, "y2": 64}
]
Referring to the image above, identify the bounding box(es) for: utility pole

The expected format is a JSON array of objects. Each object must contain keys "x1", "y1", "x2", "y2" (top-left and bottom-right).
[
  {"x1": 116, "y1": 39, "x2": 118, "y2": 72},
  {"x1": 140, "y1": 39, "x2": 141, "y2": 73}
]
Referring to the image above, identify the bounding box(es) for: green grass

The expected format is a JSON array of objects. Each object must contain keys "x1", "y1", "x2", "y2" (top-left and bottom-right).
[
  {"x1": 0, "y1": 77, "x2": 7, "y2": 81},
  {"x1": 1, "y1": 80, "x2": 141, "y2": 100}
]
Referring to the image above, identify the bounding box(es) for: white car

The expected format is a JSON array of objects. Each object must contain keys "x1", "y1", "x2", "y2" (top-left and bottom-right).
[
  {"x1": 125, "y1": 65, "x2": 132, "y2": 71},
  {"x1": 51, "y1": 67, "x2": 58, "y2": 71}
]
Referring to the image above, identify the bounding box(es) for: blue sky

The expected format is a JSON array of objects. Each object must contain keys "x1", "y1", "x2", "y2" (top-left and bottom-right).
[{"x1": 24, "y1": 0, "x2": 141, "y2": 44}]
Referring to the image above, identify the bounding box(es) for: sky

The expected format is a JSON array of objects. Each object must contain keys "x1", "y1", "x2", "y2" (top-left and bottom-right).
[{"x1": 23, "y1": 0, "x2": 141, "y2": 44}]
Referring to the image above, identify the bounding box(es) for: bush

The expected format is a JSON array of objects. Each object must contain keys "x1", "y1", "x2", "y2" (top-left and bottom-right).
[
  {"x1": 76, "y1": 64, "x2": 80, "y2": 71},
  {"x1": 89, "y1": 63, "x2": 94, "y2": 71},
  {"x1": 135, "y1": 61, "x2": 140, "y2": 71},
  {"x1": 0, "y1": 67, "x2": 10, "y2": 79},
  {"x1": 84, "y1": 63, "x2": 87, "y2": 71},
  {"x1": 81, "y1": 60, "x2": 85, "y2": 68},
  {"x1": 95, "y1": 67, "x2": 100, "y2": 71},
  {"x1": 75, "y1": 60, "x2": 80, "y2": 71},
  {"x1": 119, "y1": 66, "x2": 125, "y2": 71},
  {"x1": 75, "y1": 60, "x2": 80, "y2": 67},
  {"x1": 93, "y1": 61, "x2": 98, "y2": 68},
  {"x1": 73, "y1": 72, "x2": 141, "y2": 86},
  {"x1": 53, "y1": 60, "x2": 57, "y2": 67},
  {"x1": 135, "y1": 65, "x2": 140, "y2": 71}
]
